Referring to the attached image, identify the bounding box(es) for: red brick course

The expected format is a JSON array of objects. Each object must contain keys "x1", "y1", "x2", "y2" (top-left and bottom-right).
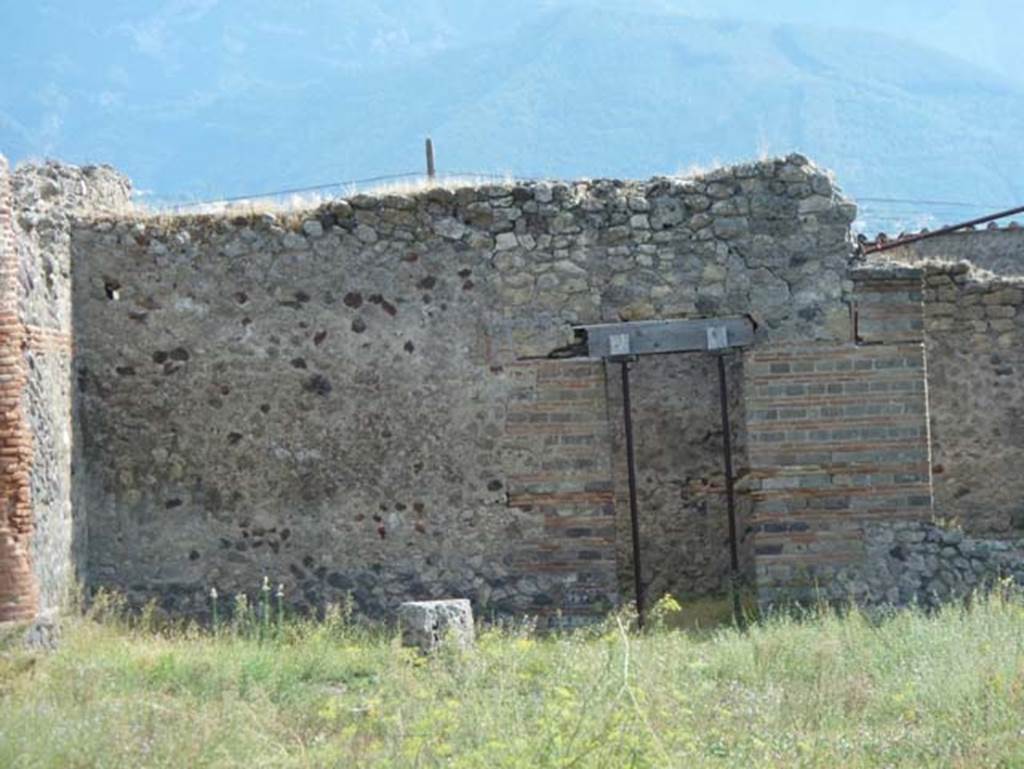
[
  {"x1": 745, "y1": 342, "x2": 934, "y2": 596},
  {"x1": 0, "y1": 160, "x2": 36, "y2": 620},
  {"x1": 504, "y1": 360, "x2": 619, "y2": 620}
]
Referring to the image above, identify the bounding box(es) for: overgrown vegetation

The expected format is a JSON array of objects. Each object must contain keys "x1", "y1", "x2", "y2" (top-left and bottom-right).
[{"x1": 2, "y1": 590, "x2": 1024, "y2": 768}]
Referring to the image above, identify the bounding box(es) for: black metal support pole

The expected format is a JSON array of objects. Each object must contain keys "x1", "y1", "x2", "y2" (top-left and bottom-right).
[
  {"x1": 716, "y1": 353, "x2": 744, "y2": 628},
  {"x1": 620, "y1": 359, "x2": 645, "y2": 628}
]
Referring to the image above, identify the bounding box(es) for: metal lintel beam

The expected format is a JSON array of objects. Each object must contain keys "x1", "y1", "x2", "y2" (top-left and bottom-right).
[{"x1": 574, "y1": 317, "x2": 755, "y2": 360}]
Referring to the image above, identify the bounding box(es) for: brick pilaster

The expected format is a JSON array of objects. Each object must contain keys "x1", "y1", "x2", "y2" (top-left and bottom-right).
[
  {"x1": 744, "y1": 342, "x2": 933, "y2": 603},
  {"x1": 0, "y1": 156, "x2": 38, "y2": 621},
  {"x1": 503, "y1": 360, "x2": 619, "y2": 624}
]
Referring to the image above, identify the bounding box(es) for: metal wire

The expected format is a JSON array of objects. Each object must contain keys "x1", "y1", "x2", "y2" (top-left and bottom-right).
[{"x1": 153, "y1": 169, "x2": 1019, "y2": 231}]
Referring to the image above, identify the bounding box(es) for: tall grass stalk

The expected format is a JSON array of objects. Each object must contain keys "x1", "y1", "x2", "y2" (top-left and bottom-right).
[
  {"x1": 275, "y1": 584, "x2": 285, "y2": 630},
  {"x1": 260, "y1": 576, "x2": 271, "y2": 642},
  {"x1": 209, "y1": 587, "x2": 219, "y2": 634}
]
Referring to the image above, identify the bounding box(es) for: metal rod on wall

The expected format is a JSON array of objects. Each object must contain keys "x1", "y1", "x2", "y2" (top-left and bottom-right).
[
  {"x1": 620, "y1": 359, "x2": 645, "y2": 628},
  {"x1": 716, "y1": 353, "x2": 745, "y2": 628}
]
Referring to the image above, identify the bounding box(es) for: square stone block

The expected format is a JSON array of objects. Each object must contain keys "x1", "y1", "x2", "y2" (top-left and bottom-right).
[{"x1": 398, "y1": 599, "x2": 474, "y2": 653}]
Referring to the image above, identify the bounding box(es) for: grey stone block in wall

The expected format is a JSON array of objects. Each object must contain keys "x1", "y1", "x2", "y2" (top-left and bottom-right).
[{"x1": 398, "y1": 599, "x2": 474, "y2": 653}]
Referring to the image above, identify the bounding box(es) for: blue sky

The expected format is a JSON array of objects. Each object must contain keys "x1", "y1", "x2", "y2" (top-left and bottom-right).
[{"x1": 1, "y1": 0, "x2": 1021, "y2": 226}]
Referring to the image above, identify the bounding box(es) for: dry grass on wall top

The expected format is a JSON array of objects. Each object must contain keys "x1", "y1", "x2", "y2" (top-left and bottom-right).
[{"x1": 1, "y1": 590, "x2": 1024, "y2": 767}]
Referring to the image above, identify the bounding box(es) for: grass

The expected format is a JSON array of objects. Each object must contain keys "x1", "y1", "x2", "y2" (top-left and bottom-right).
[{"x1": 1, "y1": 592, "x2": 1024, "y2": 768}]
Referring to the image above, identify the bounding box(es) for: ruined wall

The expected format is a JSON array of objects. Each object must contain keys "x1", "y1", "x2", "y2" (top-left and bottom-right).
[
  {"x1": 856, "y1": 252, "x2": 1024, "y2": 539},
  {"x1": 70, "y1": 154, "x2": 856, "y2": 619},
  {"x1": 879, "y1": 227, "x2": 1024, "y2": 278},
  {"x1": 15, "y1": 150, "x2": 1024, "y2": 620},
  {"x1": 752, "y1": 254, "x2": 1024, "y2": 607},
  {"x1": 852, "y1": 255, "x2": 1024, "y2": 539},
  {"x1": 833, "y1": 520, "x2": 1024, "y2": 607},
  {"x1": 6, "y1": 160, "x2": 131, "y2": 616},
  {"x1": 921, "y1": 262, "x2": 1024, "y2": 536}
]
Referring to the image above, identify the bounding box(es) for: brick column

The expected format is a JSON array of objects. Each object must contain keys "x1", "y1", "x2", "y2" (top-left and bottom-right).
[
  {"x1": 503, "y1": 360, "x2": 619, "y2": 625},
  {"x1": 0, "y1": 155, "x2": 37, "y2": 621},
  {"x1": 744, "y1": 342, "x2": 933, "y2": 604}
]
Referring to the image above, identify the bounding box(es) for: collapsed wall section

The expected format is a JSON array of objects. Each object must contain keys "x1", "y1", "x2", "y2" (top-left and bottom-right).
[{"x1": 70, "y1": 154, "x2": 857, "y2": 620}]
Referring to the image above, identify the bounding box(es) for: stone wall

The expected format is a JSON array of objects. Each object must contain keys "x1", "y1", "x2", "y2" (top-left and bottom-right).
[
  {"x1": 878, "y1": 227, "x2": 1024, "y2": 278},
  {"x1": 850, "y1": 256, "x2": 1024, "y2": 538},
  {"x1": 814, "y1": 253, "x2": 1024, "y2": 605},
  {"x1": 11, "y1": 150, "x2": 1024, "y2": 620},
  {"x1": 831, "y1": 520, "x2": 1024, "y2": 607},
  {"x1": 867, "y1": 230, "x2": 1024, "y2": 536},
  {"x1": 921, "y1": 262, "x2": 1024, "y2": 536},
  {"x1": 0, "y1": 157, "x2": 131, "y2": 620},
  {"x1": 69, "y1": 154, "x2": 857, "y2": 620}
]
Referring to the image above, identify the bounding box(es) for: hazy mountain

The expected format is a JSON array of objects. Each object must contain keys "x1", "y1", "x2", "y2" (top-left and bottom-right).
[{"x1": 2, "y1": 2, "x2": 1023, "y2": 232}]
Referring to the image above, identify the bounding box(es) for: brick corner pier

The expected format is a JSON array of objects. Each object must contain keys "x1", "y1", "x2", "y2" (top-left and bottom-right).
[{"x1": 0, "y1": 154, "x2": 38, "y2": 621}]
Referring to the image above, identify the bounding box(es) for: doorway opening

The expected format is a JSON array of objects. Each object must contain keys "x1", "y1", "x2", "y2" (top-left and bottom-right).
[{"x1": 554, "y1": 317, "x2": 756, "y2": 626}]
